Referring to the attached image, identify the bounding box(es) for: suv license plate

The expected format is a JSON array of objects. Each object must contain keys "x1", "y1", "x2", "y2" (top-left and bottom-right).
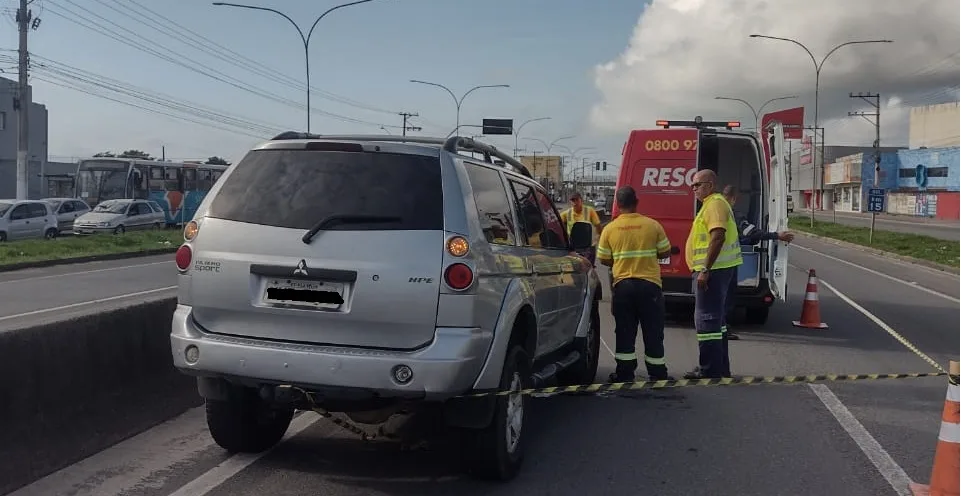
[{"x1": 263, "y1": 278, "x2": 346, "y2": 309}]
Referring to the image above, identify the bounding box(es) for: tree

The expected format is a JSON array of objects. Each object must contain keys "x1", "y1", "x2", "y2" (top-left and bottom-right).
[
  {"x1": 93, "y1": 151, "x2": 116, "y2": 157},
  {"x1": 205, "y1": 156, "x2": 231, "y2": 166},
  {"x1": 119, "y1": 150, "x2": 154, "y2": 160}
]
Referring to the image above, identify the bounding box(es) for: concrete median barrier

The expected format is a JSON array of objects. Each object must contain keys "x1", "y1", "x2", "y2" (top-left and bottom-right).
[{"x1": 0, "y1": 297, "x2": 201, "y2": 495}]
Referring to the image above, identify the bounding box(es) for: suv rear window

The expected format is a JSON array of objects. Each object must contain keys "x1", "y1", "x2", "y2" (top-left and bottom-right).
[{"x1": 206, "y1": 149, "x2": 444, "y2": 230}]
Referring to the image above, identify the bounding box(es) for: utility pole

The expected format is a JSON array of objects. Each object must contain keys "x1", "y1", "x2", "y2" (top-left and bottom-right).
[
  {"x1": 398, "y1": 112, "x2": 421, "y2": 137},
  {"x1": 15, "y1": 0, "x2": 33, "y2": 200},
  {"x1": 848, "y1": 91, "x2": 881, "y2": 243}
]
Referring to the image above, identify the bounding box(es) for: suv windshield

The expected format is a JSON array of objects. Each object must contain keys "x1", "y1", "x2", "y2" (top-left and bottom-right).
[{"x1": 206, "y1": 149, "x2": 444, "y2": 231}]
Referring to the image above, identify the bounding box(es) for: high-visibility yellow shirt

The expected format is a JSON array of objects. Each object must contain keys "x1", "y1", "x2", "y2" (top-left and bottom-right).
[
  {"x1": 560, "y1": 206, "x2": 601, "y2": 235},
  {"x1": 685, "y1": 193, "x2": 743, "y2": 271},
  {"x1": 596, "y1": 213, "x2": 671, "y2": 287}
]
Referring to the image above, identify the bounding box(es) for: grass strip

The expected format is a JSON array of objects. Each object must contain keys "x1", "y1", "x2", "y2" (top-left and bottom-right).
[
  {"x1": 788, "y1": 216, "x2": 959, "y2": 268},
  {"x1": 0, "y1": 230, "x2": 182, "y2": 266}
]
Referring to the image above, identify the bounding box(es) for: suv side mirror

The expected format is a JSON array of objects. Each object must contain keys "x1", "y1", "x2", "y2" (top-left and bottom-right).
[{"x1": 569, "y1": 222, "x2": 593, "y2": 251}]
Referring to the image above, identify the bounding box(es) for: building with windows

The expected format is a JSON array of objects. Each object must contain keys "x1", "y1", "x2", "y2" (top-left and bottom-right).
[
  {"x1": 0, "y1": 76, "x2": 49, "y2": 199},
  {"x1": 890, "y1": 146, "x2": 960, "y2": 219},
  {"x1": 788, "y1": 143, "x2": 903, "y2": 211},
  {"x1": 823, "y1": 151, "x2": 900, "y2": 213},
  {"x1": 518, "y1": 154, "x2": 563, "y2": 192}
]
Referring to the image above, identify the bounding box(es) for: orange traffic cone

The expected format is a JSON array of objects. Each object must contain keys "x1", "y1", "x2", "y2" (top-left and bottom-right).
[
  {"x1": 792, "y1": 269, "x2": 828, "y2": 329},
  {"x1": 909, "y1": 361, "x2": 960, "y2": 496}
]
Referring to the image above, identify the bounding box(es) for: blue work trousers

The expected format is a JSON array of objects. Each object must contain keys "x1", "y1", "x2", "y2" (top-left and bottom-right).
[{"x1": 693, "y1": 267, "x2": 736, "y2": 378}]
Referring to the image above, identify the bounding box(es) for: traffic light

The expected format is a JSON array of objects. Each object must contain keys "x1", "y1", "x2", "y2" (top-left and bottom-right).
[{"x1": 602, "y1": 161, "x2": 607, "y2": 171}]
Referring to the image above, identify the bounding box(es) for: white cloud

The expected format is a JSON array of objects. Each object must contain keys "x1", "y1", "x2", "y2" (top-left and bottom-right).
[{"x1": 590, "y1": 0, "x2": 960, "y2": 147}]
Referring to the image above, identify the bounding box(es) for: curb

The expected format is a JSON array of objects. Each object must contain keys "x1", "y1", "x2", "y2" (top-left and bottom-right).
[
  {"x1": 794, "y1": 231, "x2": 958, "y2": 274},
  {"x1": 0, "y1": 247, "x2": 178, "y2": 273}
]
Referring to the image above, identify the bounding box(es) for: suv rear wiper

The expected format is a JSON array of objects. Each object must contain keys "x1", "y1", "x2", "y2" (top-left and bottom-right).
[{"x1": 302, "y1": 214, "x2": 402, "y2": 244}]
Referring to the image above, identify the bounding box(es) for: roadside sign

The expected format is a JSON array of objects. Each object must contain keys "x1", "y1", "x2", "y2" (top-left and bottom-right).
[{"x1": 867, "y1": 188, "x2": 885, "y2": 213}]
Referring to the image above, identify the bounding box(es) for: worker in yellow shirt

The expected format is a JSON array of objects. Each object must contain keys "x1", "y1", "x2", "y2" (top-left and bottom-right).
[
  {"x1": 596, "y1": 186, "x2": 674, "y2": 382},
  {"x1": 561, "y1": 192, "x2": 602, "y2": 264},
  {"x1": 683, "y1": 170, "x2": 742, "y2": 380}
]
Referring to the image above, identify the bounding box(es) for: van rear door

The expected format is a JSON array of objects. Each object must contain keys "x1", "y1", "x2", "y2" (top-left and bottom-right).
[
  {"x1": 766, "y1": 123, "x2": 789, "y2": 301},
  {"x1": 615, "y1": 129, "x2": 699, "y2": 284}
]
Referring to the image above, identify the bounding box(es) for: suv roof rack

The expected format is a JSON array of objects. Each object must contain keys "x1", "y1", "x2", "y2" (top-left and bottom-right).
[
  {"x1": 655, "y1": 116, "x2": 740, "y2": 130},
  {"x1": 268, "y1": 132, "x2": 533, "y2": 179}
]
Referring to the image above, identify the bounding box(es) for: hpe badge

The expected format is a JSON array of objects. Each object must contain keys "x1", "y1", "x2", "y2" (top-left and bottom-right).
[{"x1": 293, "y1": 259, "x2": 309, "y2": 276}]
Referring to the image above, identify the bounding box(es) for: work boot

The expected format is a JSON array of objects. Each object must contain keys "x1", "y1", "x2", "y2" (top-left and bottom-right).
[
  {"x1": 683, "y1": 367, "x2": 724, "y2": 380},
  {"x1": 608, "y1": 372, "x2": 634, "y2": 383}
]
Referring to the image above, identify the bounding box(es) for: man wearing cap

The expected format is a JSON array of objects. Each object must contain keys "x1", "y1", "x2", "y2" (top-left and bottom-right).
[
  {"x1": 596, "y1": 186, "x2": 674, "y2": 382},
  {"x1": 721, "y1": 185, "x2": 795, "y2": 341},
  {"x1": 684, "y1": 169, "x2": 742, "y2": 379}
]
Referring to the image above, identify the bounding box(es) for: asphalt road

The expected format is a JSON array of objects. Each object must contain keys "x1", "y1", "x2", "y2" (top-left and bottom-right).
[
  {"x1": 0, "y1": 254, "x2": 177, "y2": 331},
  {"x1": 799, "y1": 210, "x2": 959, "y2": 241},
  {"x1": 7, "y1": 238, "x2": 959, "y2": 496}
]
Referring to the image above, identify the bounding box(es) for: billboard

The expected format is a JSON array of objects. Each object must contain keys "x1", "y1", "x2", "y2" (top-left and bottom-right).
[{"x1": 482, "y1": 118, "x2": 513, "y2": 135}]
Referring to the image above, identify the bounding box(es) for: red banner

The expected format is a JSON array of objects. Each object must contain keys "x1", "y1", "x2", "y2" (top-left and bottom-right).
[{"x1": 761, "y1": 106, "x2": 805, "y2": 139}]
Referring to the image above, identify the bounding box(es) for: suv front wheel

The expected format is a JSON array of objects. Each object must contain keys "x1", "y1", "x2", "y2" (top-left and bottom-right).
[
  {"x1": 206, "y1": 386, "x2": 294, "y2": 453},
  {"x1": 465, "y1": 344, "x2": 531, "y2": 481}
]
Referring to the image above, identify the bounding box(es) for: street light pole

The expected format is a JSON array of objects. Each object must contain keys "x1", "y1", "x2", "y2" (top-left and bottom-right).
[
  {"x1": 749, "y1": 34, "x2": 892, "y2": 227},
  {"x1": 514, "y1": 117, "x2": 551, "y2": 157},
  {"x1": 409, "y1": 80, "x2": 510, "y2": 137},
  {"x1": 714, "y1": 95, "x2": 798, "y2": 131},
  {"x1": 213, "y1": 0, "x2": 378, "y2": 134}
]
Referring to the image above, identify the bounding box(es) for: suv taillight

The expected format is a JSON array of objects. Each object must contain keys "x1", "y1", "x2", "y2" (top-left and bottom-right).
[
  {"x1": 444, "y1": 263, "x2": 473, "y2": 291},
  {"x1": 175, "y1": 244, "x2": 192, "y2": 272}
]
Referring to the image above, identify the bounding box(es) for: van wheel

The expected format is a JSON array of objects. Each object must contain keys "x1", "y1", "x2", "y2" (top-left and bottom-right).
[
  {"x1": 206, "y1": 387, "x2": 294, "y2": 453},
  {"x1": 558, "y1": 298, "x2": 600, "y2": 386},
  {"x1": 464, "y1": 344, "x2": 531, "y2": 481},
  {"x1": 744, "y1": 306, "x2": 770, "y2": 326}
]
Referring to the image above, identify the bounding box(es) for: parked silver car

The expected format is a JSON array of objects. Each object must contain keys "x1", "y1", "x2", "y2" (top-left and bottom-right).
[
  {"x1": 170, "y1": 133, "x2": 602, "y2": 480},
  {"x1": 44, "y1": 197, "x2": 91, "y2": 233},
  {"x1": 0, "y1": 199, "x2": 59, "y2": 241},
  {"x1": 73, "y1": 199, "x2": 166, "y2": 234}
]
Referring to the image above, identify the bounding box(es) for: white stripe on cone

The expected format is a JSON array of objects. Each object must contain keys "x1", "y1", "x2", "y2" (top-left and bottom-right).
[{"x1": 938, "y1": 420, "x2": 960, "y2": 444}]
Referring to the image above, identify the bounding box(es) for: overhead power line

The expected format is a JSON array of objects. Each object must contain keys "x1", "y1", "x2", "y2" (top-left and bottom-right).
[
  {"x1": 102, "y1": 0, "x2": 399, "y2": 116},
  {"x1": 43, "y1": 0, "x2": 402, "y2": 129}
]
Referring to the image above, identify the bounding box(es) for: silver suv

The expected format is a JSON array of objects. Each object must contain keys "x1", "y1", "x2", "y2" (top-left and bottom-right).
[{"x1": 170, "y1": 134, "x2": 602, "y2": 480}]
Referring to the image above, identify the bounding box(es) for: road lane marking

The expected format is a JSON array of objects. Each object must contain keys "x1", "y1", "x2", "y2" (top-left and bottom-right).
[
  {"x1": 0, "y1": 286, "x2": 177, "y2": 323},
  {"x1": 793, "y1": 244, "x2": 959, "y2": 304},
  {"x1": 808, "y1": 384, "x2": 913, "y2": 496},
  {"x1": 811, "y1": 276, "x2": 946, "y2": 374},
  {"x1": 169, "y1": 411, "x2": 321, "y2": 496},
  {"x1": 8, "y1": 406, "x2": 214, "y2": 496},
  {"x1": 0, "y1": 260, "x2": 171, "y2": 285}
]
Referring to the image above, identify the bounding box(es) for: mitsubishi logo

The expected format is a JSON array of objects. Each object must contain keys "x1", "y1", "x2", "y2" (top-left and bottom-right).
[{"x1": 293, "y1": 259, "x2": 309, "y2": 276}]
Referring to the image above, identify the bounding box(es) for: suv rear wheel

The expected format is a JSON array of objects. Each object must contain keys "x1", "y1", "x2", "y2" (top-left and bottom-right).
[
  {"x1": 464, "y1": 344, "x2": 531, "y2": 481},
  {"x1": 557, "y1": 298, "x2": 600, "y2": 386},
  {"x1": 206, "y1": 386, "x2": 294, "y2": 453}
]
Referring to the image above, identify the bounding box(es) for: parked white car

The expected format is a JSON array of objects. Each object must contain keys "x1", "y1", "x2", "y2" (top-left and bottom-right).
[
  {"x1": 73, "y1": 199, "x2": 166, "y2": 235},
  {"x1": 0, "y1": 199, "x2": 60, "y2": 242},
  {"x1": 44, "y1": 197, "x2": 92, "y2": 233}
]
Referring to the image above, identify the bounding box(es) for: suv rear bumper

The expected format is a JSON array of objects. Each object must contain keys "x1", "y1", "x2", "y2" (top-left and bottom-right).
[{"x1": 170, "y1": 304, "x2": 493, "y2": 401}]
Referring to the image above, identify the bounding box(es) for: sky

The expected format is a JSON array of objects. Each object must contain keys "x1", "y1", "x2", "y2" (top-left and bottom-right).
[{"x1": 0, "y1": 0, "x2": 958, "y2": 171}]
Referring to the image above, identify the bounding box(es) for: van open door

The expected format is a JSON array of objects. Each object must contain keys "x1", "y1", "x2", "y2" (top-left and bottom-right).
[{"x1": 767, "y1": 122, "x2": 789, "y2": 301}]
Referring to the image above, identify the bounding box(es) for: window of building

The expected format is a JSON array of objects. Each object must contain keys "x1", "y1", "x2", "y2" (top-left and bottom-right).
[
  {"x1": 928, "y1": 167, "x2": 949, "y2": 178},
  {"x1": 0, "y1": 111, "x2": 6, "y2": 131}
]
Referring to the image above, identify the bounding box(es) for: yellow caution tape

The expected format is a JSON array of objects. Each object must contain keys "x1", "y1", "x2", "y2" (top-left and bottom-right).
[{"x1": 458, "y1": 372, "x2": 954, "y2": 399}]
